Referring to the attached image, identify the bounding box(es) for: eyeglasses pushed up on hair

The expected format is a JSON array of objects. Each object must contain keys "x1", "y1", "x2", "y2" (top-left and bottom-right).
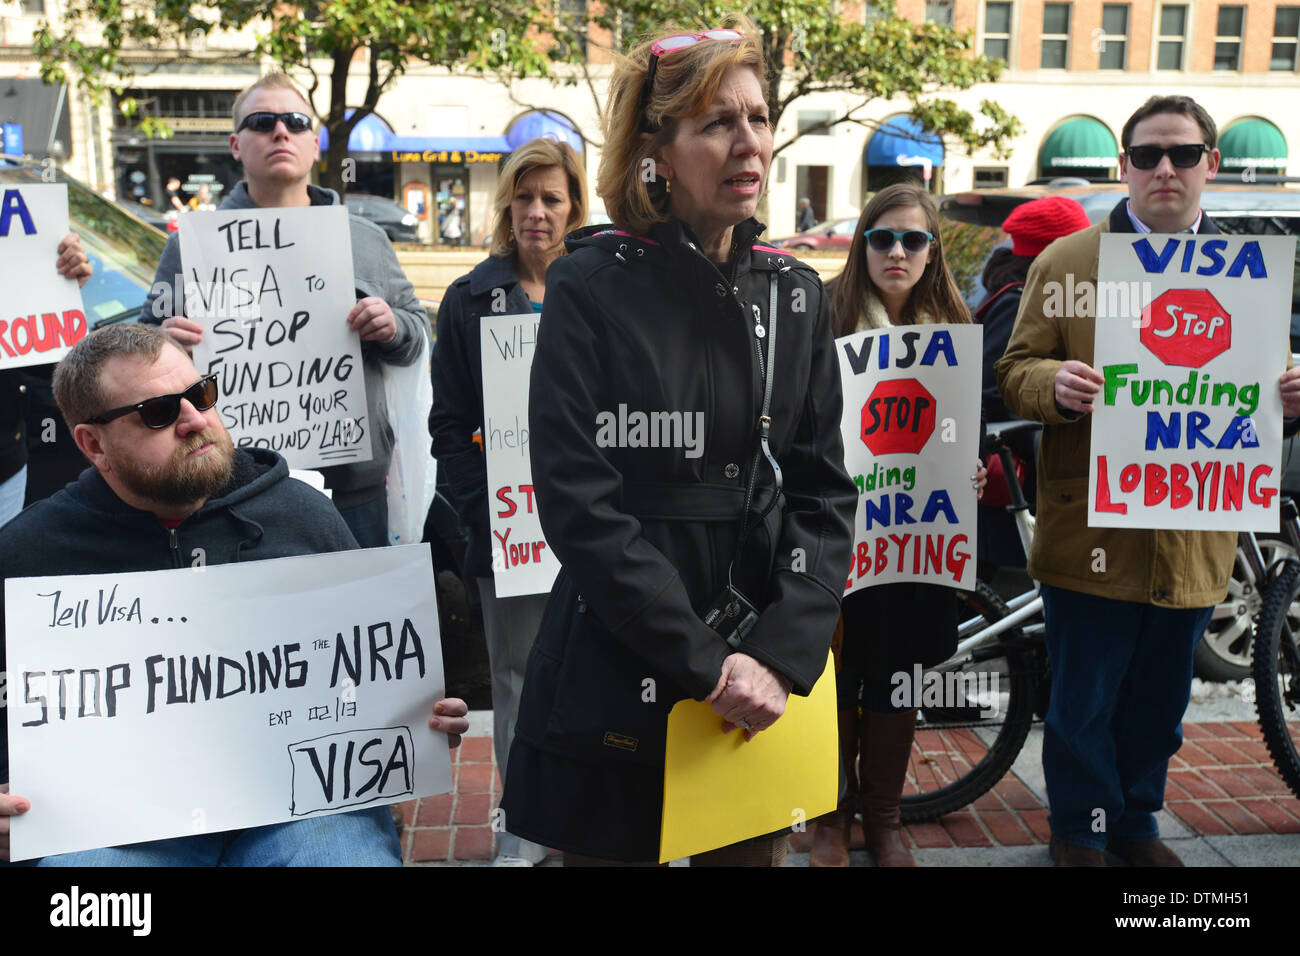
[
  {"x1": 235, "y1": 111, "x2": 314, "y2": 135},
  {"x1": 639, "y1": 29, "x2": 744, "y2": 133},
  {"x1": 86, "y1": 374, "x2": 220, "y2": 429},
  {"x1": 1125, "y1": 143, "x2": 1210, "y2": 170},
  {"x1": 864, "y1": 228, "x2": 934, "y2": 254}
]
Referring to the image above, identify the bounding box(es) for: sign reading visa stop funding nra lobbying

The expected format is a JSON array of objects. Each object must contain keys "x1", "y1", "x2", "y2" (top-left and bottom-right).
[
  {"x1": 1089, "y1": 234, "x2": 1295, "y2": 531},
  {"x1": 838, "y1": 325, "x2": 982, "y2": 594},
  {"x1": 0, "y1": 184, "x2": 87, "y2": 370}
]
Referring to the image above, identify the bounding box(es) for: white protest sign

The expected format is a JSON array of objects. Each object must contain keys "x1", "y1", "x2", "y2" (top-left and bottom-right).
[
  {"x1": 5, "y1": 544, "x2": 449, "y2": 861},
  {"x1": 480, "y1": 312, "x2": 557, "y2": 597},
  {"x1": 1089, "y1": 234, "x2": 1295, "y2": 530},
  {"x1": 838, "y1": 324, "x2": 982, "y2": 593},
  {"x1": 0, "y1": 184, "x2": 87, "y2": 369},
  {"x1": 180, "y1": 206, "x2": 371, "y2": 469}
]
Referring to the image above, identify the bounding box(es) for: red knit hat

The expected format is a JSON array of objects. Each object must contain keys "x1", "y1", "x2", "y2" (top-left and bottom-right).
[{"x1": 1001, "y1": 196, "x2": 1091, "y2": 257}]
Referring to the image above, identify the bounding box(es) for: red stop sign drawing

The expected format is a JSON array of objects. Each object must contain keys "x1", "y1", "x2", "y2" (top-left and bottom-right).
[
  {"x1": 861, "y1": 379, "x2": 936, "y2": 456},
  {"x1": 1140, "y1": 289, "x2": 1231, "y2": 368}
]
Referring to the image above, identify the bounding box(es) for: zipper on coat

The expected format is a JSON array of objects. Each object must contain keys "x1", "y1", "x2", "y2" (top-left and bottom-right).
[{"x1": 167, "y1": 527, "x2": 182, "y2": 569}]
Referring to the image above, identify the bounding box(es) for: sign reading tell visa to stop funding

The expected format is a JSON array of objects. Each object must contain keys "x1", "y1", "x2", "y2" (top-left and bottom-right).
[
  {"x1": 5, "y1": 545, "x2": 451, "y2": 861},
  {"x1": 180, "y1": 206, "x2": 371, "y2": 470},
  {"x1": 838, "y1": 325, "x2": 982, "y2": 594},
  {"x1": 0, "y1": 184, "x2": 87, "y2": 370},
  {"x1": 1089, "y1": 234, "x2": 1296, "y2": 531},
  {"x1": 479, "y1": 312, "x2": 557, "y2": 597}
]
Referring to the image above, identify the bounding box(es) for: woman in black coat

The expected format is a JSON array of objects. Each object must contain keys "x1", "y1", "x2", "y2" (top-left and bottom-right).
[
  {"x1": 427, "y1": 138, "x2": 587, "y2": 865},
  {"x1": 499, "y1": 16, "x2": 856, "y2": 866}
]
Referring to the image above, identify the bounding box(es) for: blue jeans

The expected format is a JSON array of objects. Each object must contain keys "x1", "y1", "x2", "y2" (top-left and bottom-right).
[
  {"x1": 35, "y1": 805, "x2": 401, "y2": 867},
  {"x1": 336, "y1": 494, "x2": 390, "y2": 549},
  {"x1": 1040, "y1": 584, "x2": 1212, "y2": 849}
]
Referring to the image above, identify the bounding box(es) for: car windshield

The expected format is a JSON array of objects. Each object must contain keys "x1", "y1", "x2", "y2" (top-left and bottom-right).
[{"x1": 0, "y1": 162, "x2": 166, "y2": 327}]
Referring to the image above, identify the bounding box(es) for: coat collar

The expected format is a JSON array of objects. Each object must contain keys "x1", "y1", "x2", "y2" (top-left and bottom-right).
[
  {"x1": 853, "y1": 290, "x2": 941, "y2": 332},
  {"x1": 467, "y1": 252, "x2": 523, "y2": 296},
  {"x1": 1105, "y1": 198, "x2": 1221, "y2": 235}
]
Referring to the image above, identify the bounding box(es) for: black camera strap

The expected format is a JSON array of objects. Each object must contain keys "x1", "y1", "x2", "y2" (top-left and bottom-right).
[{"x1": 729, "y1": 272, "x2": 785, "y2": 582}]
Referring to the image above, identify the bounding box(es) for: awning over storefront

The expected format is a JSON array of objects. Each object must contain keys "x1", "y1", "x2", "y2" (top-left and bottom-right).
[
  {"x1": 1039, "y1": 117, "x2": 1118, "y2": 170},
  {"x1": 317, "y1": 111, "x2": 394, "y2": 152},
  {"x1": 0, "y1": 78, "x2": 73, "y2": 160},
  {"x1": 1219, "y1": 118, "x2": 1288, "y2": 169},
  {"x1": 506, "y1": 110, "x2": 584, "y2": 152},
  {"x1": 865, "y1": 116, "x2": 944, "y2": 168}
]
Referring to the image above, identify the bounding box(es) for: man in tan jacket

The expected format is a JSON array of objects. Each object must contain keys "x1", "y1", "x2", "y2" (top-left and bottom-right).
[{"x1": 997, "y1": 94, "x2": 1300, "y2": 867}]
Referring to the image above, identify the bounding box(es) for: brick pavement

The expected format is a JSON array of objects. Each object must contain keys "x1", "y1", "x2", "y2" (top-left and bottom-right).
[{"x1": 394, "y1": 718, "x2": 1300, "y2": 864}]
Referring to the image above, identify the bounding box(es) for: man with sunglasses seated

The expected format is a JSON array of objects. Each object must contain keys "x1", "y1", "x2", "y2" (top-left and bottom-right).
[
  {"x1": 140, "y1": 72, "x2": 426, "y2": 550},
  {"x1": 0, "y1": 324, "x2": 469, "y2": 865},
  {"x1": 998, "y1": 95, "x2": 1300, "y2": 867}
]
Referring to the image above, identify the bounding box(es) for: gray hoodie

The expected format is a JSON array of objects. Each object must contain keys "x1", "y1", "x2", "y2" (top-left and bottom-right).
[{"x1": 141, "y1": 182, "x2": 426, "y2": 509}]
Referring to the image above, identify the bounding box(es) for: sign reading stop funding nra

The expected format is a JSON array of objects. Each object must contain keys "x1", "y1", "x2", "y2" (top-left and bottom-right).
[
  {"x1": 837, "y1": 325, "x2": 982, "y2": 593},
  {"x1": 1089, "y1": 233, "x2": 1296, "y2": 531}
]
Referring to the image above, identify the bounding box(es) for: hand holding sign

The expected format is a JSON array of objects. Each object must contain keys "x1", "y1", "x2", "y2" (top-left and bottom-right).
[
  {"x1": 0, "y1": 784, "x2": 31, "y2": 863},
  {"x1": 160, "y1": 315, "x2": 204, "y2": 351},
  {"x1": 56, "y1": 233, "x2": 92, "y2": 288},
  {"x1": 1281, "y1": 367, "x2": 1300, "y2": 419},
  {"x1": 1054, "y1": 360, "x2": 1104, "y2": 414},
  {"x1": 347, "y1": 296, "x2": 398, "y2": 344}
]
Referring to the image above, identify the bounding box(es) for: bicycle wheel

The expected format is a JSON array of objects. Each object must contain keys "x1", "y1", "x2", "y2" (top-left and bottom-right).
[
  {"x1": 1251, "y1": 557, "x2": 1300, "y2": 797},
  {"x1": 900, "y1": 579, "x2": 1043, "y2": 822}
]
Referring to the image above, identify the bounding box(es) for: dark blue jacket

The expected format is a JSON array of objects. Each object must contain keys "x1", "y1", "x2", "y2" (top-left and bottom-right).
[
  {"x1": 428, "y1": 253, "x2": 531, "y2": 578},
  {"x1": 0, "y1": 448, "x2": 357, "y2": 782}
]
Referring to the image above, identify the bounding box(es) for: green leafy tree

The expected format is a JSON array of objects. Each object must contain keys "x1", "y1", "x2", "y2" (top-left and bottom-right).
[
  {"x1": 518, "y1": 0, "x2": 1019, "y2": 183},
  {"x1": 34, "y1": 0, "x2": 551, "y2": 194}
]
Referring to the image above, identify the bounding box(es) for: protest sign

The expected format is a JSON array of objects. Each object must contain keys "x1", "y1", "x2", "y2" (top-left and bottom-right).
[
  {"x1": 180, "y1": 206, "x2": 371, "y2": 469},
  {"x1": 479, "y1": 312, "x2": 557, "y2": 597},
  {"x1": 1089, "y1": 234, "x2": 1295, "y2": 530},
  {"x1": 838, "y1": 324, "x2": 982, "y2": 593},
  {"x1": 5, "y1": 545, "x2": 449, "y2": 861},
  {"x1": 0, "y1": 184, "x2": 86, "y2": 370}
]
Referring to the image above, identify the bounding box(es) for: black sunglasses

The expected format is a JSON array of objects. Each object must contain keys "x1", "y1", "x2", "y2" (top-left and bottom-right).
[
  {"x1": 864, "y1": 228, "x2": 934, "y2": 254},
  {"x1": 86, "y1": 375, "x2": 220, "y2": 429},
  {"x1": 1125, "y1": 143, "x2": 1210, "y2": 170},
  {"x1": 235, "y1": 111, "x2": 314, "y2": 134}
]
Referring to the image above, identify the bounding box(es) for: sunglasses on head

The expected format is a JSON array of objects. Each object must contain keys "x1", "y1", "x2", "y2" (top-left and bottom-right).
[
  {"x1": 235, "y1": 111, "x2": 314, "y2": 134},
  {"x1": 86, "y1": 374, "x2": 220, "y2": 429},
  {"x1": 864, "y1": 228, "x2": 934, "y2": 254},
  {"x1": 639, "y1": 29, "x2": 745, "y2": 133},
  {"x1": 1125, "y1": 143, "x2": 1210, "y2": 170}
]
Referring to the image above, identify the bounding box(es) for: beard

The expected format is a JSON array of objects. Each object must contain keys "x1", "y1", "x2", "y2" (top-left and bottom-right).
[{"x1": 110, "y1": 428, "x2": 237, "y2": 509}]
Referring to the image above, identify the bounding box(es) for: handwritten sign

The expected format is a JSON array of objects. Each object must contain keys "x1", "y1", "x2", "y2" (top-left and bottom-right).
[
  {"x1": 180, "y1": 207, "x2": 371, "y2": 469},
  {"x1": 480, "y1": 312, "x2": 557, "y2": 597},
  {"x1": 1089, "y1": 234, "x2": 1295, "y2": 530},
  {"x1": 5, "y1": 545, "x2": 449, "y2": 861},
  {"x1": 0, "y1": 184, "x2": 86, "y2": 369},
  {"x1": 838, "y1": 325, "x2": 982, "y2": 593}
]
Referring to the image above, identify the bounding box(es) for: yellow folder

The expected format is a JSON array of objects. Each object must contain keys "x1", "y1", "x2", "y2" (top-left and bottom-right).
[{"x1": 659, "y1": 650, "x2": 838, "y2": 863}]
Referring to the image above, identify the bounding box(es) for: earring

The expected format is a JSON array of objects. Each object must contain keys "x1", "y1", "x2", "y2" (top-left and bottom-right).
[{"x1": 665, "y1": 179, "x2": 672, "y2": 195}]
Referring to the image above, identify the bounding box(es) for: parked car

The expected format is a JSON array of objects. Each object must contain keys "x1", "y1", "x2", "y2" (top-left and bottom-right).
[
  {"x1": 115, "y1": 197, "x2": 179, "y2": 233},
  {"x1": 341, "y1": 192, "x2": 419, "y2": 243},
  {"x1": 767, "y1": 216, "x2": 859, "y2": 251},
  {"x1": 942, "y1": 178, "x2": 1300, "y2": 682}
]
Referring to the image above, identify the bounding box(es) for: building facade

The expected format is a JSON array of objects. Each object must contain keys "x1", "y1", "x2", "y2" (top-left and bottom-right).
[{"x1": 1, "y1": 0, "x2": 1295, "y2": 242}]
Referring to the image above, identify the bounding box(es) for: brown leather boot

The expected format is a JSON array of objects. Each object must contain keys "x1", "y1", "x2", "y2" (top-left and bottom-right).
[
  {"x1": 860, "y1": 708, "x2": 918, "y2": 867},
  {"x1": 809, "y1": 707, "x2": 860, "y2": 867}
]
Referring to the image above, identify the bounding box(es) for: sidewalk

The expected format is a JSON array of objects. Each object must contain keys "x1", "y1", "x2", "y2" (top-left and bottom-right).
[{"x1": 394, "y1": 709, "x2": 1300, "y2": 866}]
